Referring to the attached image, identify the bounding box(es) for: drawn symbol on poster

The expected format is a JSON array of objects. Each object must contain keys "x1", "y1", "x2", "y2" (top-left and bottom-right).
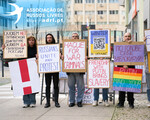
[
  {"x1": 18, "y1": 60, "x2": 32, "y2": 95},
  {"x1": 84, "y1": 88, "x2": 92, "y2": 95},
  {"x1": 93, "y1": 37, "x2": 105, "y2": 50}
]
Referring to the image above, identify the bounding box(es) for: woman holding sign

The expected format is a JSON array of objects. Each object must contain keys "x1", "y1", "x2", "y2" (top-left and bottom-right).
[
  {"x1": 44, "y1": 33, "x2": 60, "y2": 108},
  {"x1": 23, "y1": 36, "x2": 37, "y2": 108},
  {"x1": 2, "y1": 36, "x2": 38, "y2": 108}
]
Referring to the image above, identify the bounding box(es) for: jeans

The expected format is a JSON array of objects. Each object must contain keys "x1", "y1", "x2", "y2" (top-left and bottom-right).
[
  {"x1": 23, "y1": 93, "x2": 36, "y2": 105},
  {"x1": 146, "y1": 73, "x2": 150, "y2": 101},
  {"x1": 94, "y1": 88, "x2": 108, "y2": 101},
  {"x1": 68, "y1": 73, "x2": 84, "y2": 103}
]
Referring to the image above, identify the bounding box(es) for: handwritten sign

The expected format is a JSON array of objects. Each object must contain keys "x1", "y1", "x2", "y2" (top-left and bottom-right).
[
  {"x1": 114, "y1": 42, "x2": 144, "y2": 65},
  {"x1": 88, "y1": 29, "x2": 111, "y2": 58},
  {"x1": 144, "y1": 29, "x2": 150, "y2": 52},
  {"x1": 113, "y1": 67, "x2": 142, "y2": 93},
  {"x1": 3, "y1": 30, "x2": 27, "y2": 59},
  {"x1": 62, "y1": 39, "x2": 87, "y2": 72},
  {"x1": 135, "y1": 65, "x2": 146, "y2": 83},
  {"x1": 74, "y1": 85, "x2": 93, "y2": 104},
  {"x1": 37, "y1": 44, "x2": 60, "y2": 73},
  {"x1": 148, "y1": 53, "x2": 150, "y2": 72},
  {"x1": 87, "y1": 59, "x2": 110, "y2": 88},
  {"x1": 9, "y1": 58, "x2": 40, "y2": 97}
]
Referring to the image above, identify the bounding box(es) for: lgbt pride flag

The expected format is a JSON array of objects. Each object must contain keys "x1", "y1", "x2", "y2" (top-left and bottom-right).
[{"x1": 113, "y1": 67, "x2": 142, "y2": 93}]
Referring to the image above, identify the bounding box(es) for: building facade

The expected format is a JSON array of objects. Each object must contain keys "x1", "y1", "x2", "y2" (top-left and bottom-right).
[
  {"x1": 61, "y1": 0, "x2": 126, "y2": 43},
  {"x1": 0, "y1": 0, "x2": 16, "y2": 47}
]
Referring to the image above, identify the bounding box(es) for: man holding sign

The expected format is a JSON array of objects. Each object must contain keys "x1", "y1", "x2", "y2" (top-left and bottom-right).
[
  {"x1": 116, "y1": 33, "x2": 135, "y2": 109},
  {"x1": 64, "y1": 33, "x2": 85, "y2": 107}
]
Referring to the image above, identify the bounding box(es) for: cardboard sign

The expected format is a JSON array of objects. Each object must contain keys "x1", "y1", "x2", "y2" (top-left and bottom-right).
[
  {"x1": 144, "y1": 29, "x2": 150, "y2": 52},
  {"x1": 9, "y1": 58, "x2": 40, "y2": 97},
  {"x1": 88, "y1": 29, "x2": 111, "y2": 58},
  {"x1": 135, "y1": 65, "x2": 146, "y2": 83},
  {"x1": 87, "y1": 59, "x2": 110, "y2": 88},
  {"x1": 148, "y1": 53, "x2": 150, "y2": 72},
  {"x1": 3, "y1": 30, "x2": 27, "y2": 59},
  {"x1": 73, "y1": 85, "x2": 94, "y2": 104},
  {"x1": 113, "y1": 67, "x2": 142, "y2": 93},
  {"x1": 114, "y1": 42, "x2": 144, "y2": 65},
  {"x1": 62, "y1": 39, "x2": 87, "y2": 72},
  {"x1": 37, "y1": 44, "x2": 60, "y2": 73}
]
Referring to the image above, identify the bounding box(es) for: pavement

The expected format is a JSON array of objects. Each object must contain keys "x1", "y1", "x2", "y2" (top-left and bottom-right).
[{"x1": 0, "y1": 61, "x2": 150, "y2": 120}]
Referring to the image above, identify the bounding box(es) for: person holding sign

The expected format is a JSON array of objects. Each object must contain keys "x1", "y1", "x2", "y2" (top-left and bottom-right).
[
  {"x1": 62, "y1": 33, "x2": 85, "y2": 107},
  {"x1": 44, "y1": 33, "x2": 60, "y2": 108},
  {"x1": 116, "y1": 33, "x2": 135, "y2": 109},
  {"x1": 144, "y1": 37, "x2": 150, "y2": 108},
  {"x1": 2, "y1": 36, "x2": 38, "y2": 108}
]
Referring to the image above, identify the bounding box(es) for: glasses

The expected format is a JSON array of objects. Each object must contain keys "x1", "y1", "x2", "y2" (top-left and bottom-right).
[{"x1": 72, "y1": 36, "x2": 78, "y2": 37}]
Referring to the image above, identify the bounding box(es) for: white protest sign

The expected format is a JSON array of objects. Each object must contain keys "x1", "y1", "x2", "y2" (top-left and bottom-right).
[
  {"x1": 3, "y1": 30, "x2": 27, "y2": 59},
  {"x1": 144, "y1": 29, "x2": 150, "y2": 52},
  {"x1": 38, "y1": 44, "x2": 60, "y2": 73},
  {"x1": 62, "y1": 39, "x2": 87, "y2": 72},
  {"x1": 88, "y1": 59, "x2": 110, "y2": 88},
  {"x1": 9, "y1": 58, "x2": 40, "y2": 97}
]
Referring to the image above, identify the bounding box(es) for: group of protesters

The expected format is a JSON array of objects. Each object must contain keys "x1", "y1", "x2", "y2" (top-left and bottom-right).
[{"x1": 2, "y1": 32, "x2": 150, "y2": 109}]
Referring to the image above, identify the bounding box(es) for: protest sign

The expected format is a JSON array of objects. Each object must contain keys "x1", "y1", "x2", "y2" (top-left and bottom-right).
[
  {"x1": 114, "y1": 42, "x2": 144, "y2": 65},
  {"x1": 71, "y1": 85, "x2": 94, "y2": 104},
  {"x1": 113, "y1": 67, "x2": 142, "y2": 93},
  {"x1": 9, "y1": 58, "x2": 40, "y2": 97},
  {"x1": 144, "y1": 29, "x2": 150, "y2": 52},
  {"x1": 37, "y1": 44, "x2": 60, "y2": 73},
  {"x1": 3, "y1": 30, "x2": 27, "y2": 59},
  {"x1": 148, "y1": 53, "x2": 150, "y2": 72},
  {"x1": 88, "y1": 29, "x2": 111, "y2": 58},
  {"x1": 62, "y1": 39, "x2": 87, "y2": 72},
  {"x1": 87, "y1": 59, "x2": 110, "y2": 88},
  {"x1": 135, "y1": 65, "x2": 146, "y2": 83}
]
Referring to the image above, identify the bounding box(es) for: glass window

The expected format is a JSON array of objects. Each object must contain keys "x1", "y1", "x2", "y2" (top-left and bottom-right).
[
  {"x1": 85, "y1": 11, "x2": 95, "y2": 14},
  {"x1": 97, "y1": 10, "x2": 106, "y2": 14},
  {"x1": 97, "y1": 0, "x2": 107, "y2": 3},
  {"x1": 86, "y1": 0, "x2": 95, "y2": 3},
  {"x1": 109, "y1": 10, "x2": 118, "y2": 14},
  {"x1": 109, "y1": 0, "x2": 118, "y2": 3},
  {"x1": 75, "y1": 0, "x2": 83, "y2": 3}
]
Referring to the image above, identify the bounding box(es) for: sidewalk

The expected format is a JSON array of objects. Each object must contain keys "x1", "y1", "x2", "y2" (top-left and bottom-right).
[{"x1": 0, "y1": 66, "x2": 150, "y2": 120}]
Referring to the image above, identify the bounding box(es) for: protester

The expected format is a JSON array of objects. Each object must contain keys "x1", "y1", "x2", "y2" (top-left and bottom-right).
[
  {"x1": 144, "y1": 37, "x2": 150, "y2": 108},
  {"x1": 22, "y1": 36, "x2": 37, "y2": 108},
  {"x1": 44, "y1": 33, "x2": 60, "y2": 108},
  {"x1": 2, "y1": 36, "x2": 38, "y2": 108},
  {"x1": 93, "y1": 88, "x2": 110, "y2": 107},
  {"x1": 116, "y1": 33, "x2": 135, "y2": 109},
  {"x1": 62, "y1": 32, "x2": 85, "y2": 107}
]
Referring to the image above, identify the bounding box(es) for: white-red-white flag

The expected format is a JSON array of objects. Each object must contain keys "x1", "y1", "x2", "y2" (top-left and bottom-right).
[{"x1": 9, "y1": 58, "x2": 40, "y2": 97}]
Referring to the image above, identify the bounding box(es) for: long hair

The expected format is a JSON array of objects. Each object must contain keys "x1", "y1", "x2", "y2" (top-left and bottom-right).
[
  {"x1": 27, "y1": 36, "x2": 36, "y2": 47},
  {"x1": 45, "y1": 33, "x2": 56, "y2": 44}
]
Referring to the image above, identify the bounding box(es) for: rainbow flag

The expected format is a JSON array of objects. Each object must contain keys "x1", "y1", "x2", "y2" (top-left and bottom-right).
[{"x1": 113, "y1": 67, "x2": 142, "y2": 93}]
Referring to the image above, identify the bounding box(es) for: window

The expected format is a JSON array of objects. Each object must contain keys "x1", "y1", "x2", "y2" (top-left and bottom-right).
[
  {"x1": 109, "y1": 0, "x2": 118, "y2": 3},
  {"x1": 109, "y1": 22, "x2": 118, "y2": 24},
  {"x1": 2, "y1": 0, "x2": 7, "y2": 8},
  {"x1": 97, "y1": 0, "x2": 106, "y2": 3},
  {"x1": 75, "y1": 11, "x2": 83, "y2": 15},
  {"x1": 0, "y1": 17, "x2": 3, "y2": 26},
  {"x1": 85, "y1": 0, "x2": 95, "y2": 3},
  {"x1": 97, "y1": 22, "x2": 107, "y2": 25},
  {"x1": 85, "y1": 11, "x2": 95, "y2": 15},
  {"x1": 97, "y1": 10, "x2": 106, "y2": 14},
  {"x1": 109, "y1": 10, "x2": 118, "y2": 14},
  {"x1": 75, "y1": 0, "x2": 83, "y2": 3}
]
